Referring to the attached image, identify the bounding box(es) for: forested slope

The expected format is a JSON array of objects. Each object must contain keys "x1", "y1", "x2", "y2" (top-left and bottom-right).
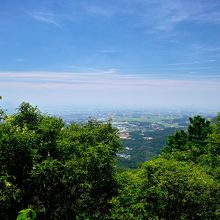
[{"x1": 0, "y1": 102, "x2": 220, "y2": 219}]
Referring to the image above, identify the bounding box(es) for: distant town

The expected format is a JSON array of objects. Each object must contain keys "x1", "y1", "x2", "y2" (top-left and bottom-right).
[{"x1": 58, "y1": 109, "x2": 216, "y2": 168}]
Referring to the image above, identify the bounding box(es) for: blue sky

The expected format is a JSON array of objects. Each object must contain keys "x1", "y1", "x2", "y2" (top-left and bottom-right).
[{"x1": 0, "y1": 0, "x2": 220, "y2": 110}]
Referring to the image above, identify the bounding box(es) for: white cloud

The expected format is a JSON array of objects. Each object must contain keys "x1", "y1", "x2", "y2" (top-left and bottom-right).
[
  {"x1": 1, "y1": 70, "x2": 219, "y2": 86},
  {"x1": 129, "y1": 0, "x2": 220, "y2": 34},
  {"x1": 166, "y1": 59, "x2": 217, "y2": 66},
  {"x1": 26, "y1": 1, "x2": 220, "y2": 34},
  {"x1": 28, "y1": 11, "x2": 61, "y2": 27},
  {"x1": 99, "y1": 49, "x2": 120, "y2": 54},
  {"x1": 1, "y1": 71, "x2": 219, "y2": 109},
  {"x1": 83, "y1": 5, "x2": 116, "y2": 17},
  {"x1": 15, "y1": 58, "x2": 25, "y2": 62}
]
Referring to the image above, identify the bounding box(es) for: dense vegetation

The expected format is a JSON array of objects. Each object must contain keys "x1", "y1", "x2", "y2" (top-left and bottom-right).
[
  {"x1": 0, "y1": 102, "x2": 220, "y2": 219},
  {"x1": 119, "y1": 125, "x2": 178, "y2": 168}
]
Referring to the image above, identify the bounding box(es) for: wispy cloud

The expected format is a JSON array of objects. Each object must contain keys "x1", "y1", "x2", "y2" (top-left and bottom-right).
[
  {"x1": 1, "y1": 71, "x2": 220, "y2": 109},
  {"x1": 83, "y1": 5, "x2": 116, "y2": 17},
  {"x1": 1, "y1": 71, "x2": 220, "y2": 86},
  {"x1": 130, "y1": 0, "x2": 220, "y2": 34},
  {"x1": 28, "y1": 11, "x2": 61, "y2": 27},
  {"x1": 99, "y1": 49, "x2": 120, "y2": 54},
  {"x1": 65, "y1": 65, "x2": 118, "y2": 74},
  {"x1": 193, "y1": 11, "x2": 220, "y2": 24},
  {"x1": 208, "y1": 47, "x2": 220, "y2": 52},
  {"x1": 15, "y1": 58, "x2": 25, "y2": 62},
  {"x1": 166, "y1": 59, "x2": 217, "y2": 66},
  {"x1": 26, "y1": 1, "x2": 220, "y2": 33}
]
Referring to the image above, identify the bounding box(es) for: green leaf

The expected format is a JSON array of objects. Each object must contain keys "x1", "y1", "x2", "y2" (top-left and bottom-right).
[{"x1": 16, "y1": 208, "x2": 36, "y2": 220}]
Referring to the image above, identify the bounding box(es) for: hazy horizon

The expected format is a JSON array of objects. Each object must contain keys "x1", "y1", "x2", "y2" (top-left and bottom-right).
[{"x1": 1, "y1": 98, "x2": 219, "y2": 116}]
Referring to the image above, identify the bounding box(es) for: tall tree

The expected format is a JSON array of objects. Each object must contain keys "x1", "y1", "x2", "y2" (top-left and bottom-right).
[
  {"x1": 163, "y1": 115, "x2": 212, "y2": 160},
  {"x1": 111, "y1": 157, "x2": 220, "y2": 219},
  {"x1": 0, "y1": 103, "x2": 122, "y2": 219}
]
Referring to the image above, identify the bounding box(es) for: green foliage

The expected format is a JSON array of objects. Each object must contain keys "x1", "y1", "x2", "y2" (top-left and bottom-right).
[
  {"x1": 0, "y1": 96, "x2": 5, "y2": 121},
  {"x1": 35, "y1": 116, "x2": 64, "y2": 161},
  {"x1": 209, "y1": 113, "x2": 220, "y2": 156},
  {"x1": 110, "y1": 157, "x2": 220, "y2": 219},
  {"x1": 140, "y1": 158, "x2": 219, "y2": 219},
  {"x1": 163, "y1": 115, "x2": 212, "y2": 162},
  {"x1": 110, "y1": 114, "x2": 220, "y2": 219},
  {"x1": 0, "y1": 175, "x2": 21, "y2": 219},
  {"x1": 110, "y1": 170, "x2": 146, "y2": 219},
  {"x1": 13, "y1": 102, "x2": 42, "y2": 130},
  {"x1": 188, "y1": 115, "x2": 211, "y2": 147},
  {"x1": 0, "y1": 102, "x2": 220, "y2": 219},
  {"x1": 0, "y1": 103, "x2": 122, "y2": 219},
  {"x1": 16, "y1": 208, "x2": 36, "y2": 220},
  {"x1": 0, "y1": 109, "x2": 6, "y2": 121},
  {"x1": 165, "y1": 130, "x2": 188, "y2": 151}
]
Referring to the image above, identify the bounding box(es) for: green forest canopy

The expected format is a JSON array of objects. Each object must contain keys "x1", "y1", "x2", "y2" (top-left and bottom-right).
[{"x1": 0, "y1": 102, "x2": 220, "y2": 219}]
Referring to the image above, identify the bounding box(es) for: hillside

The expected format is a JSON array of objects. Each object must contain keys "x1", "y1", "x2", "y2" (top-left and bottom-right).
[{"x1": 0, "y1": 102, "x2": 220, "y2": 219}]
